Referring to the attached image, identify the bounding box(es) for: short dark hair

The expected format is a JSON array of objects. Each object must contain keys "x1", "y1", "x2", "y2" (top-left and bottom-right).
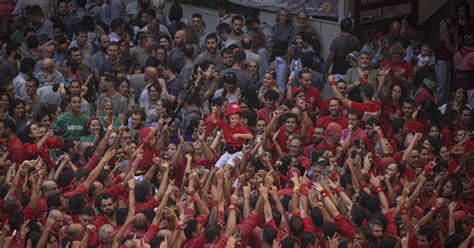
[
  {"x1": 216, "y1": 23, "x2": 232, "y2": 35},
  {"x1": 340, "y1": 18, "x2": 353, "y2": 32},
  {"x1": 26, "y1": 5, "x2": 44, "y2": 17},
  {"x1": 27, "y1": 77, "x2": 40, "y2": 88},
  {"x1": 182, "y1": 43, "x2": 194, "y2": 58},
  {"x1": 232, "y1": 15, "x2": 244, "y2": 24},
  {"x1": 20, "y1": 58, "x2": 37, "y2": 73},
  {"x1": 5, "y1": 42, "x2": 20, "y2": 56},
  {"x1": 205, "y1": 33, "x2": 218, "y2": 42},
  {"x1": 233, "y1": 50, "x2": 246, "y2": 64},
  {"x1": 360, "y1": 85, "x2": 374, "y2": 98},
  {"x1": 263, "y1": 90, "x2": 279, "y2": 101}
]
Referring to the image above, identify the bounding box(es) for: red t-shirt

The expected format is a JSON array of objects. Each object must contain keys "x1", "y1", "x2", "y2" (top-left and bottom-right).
[
  {"x1": 316, "y1": 115, "x2": 348, "y2": 129},
  {"x1": 291, "y1": 86, "x2": 322, "y2": 113},
  {"x1": 380, "y1": 59, "x2": 414, "y2": 84},
  {"x1": 215, "y1": 119, "x2": 251, "y2": 147},
  {"x1": 320, "y1": 98, "x2": 349, "y2": 117}
]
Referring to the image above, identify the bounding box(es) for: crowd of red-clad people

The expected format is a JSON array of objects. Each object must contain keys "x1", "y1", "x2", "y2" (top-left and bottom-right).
[{"x1": 0, "y1": 0, "x2": 473, "y2": 247}]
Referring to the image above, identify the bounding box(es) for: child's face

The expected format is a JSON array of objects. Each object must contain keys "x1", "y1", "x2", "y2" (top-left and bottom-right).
[
  {"x1": 229, "y1": 114, "x2": 240, "y2": 127},
  {"x1": 455, "y1": 130, "x2": 466, "y2": 142},
  {"x1": 421, "y1": 46, "x2": 431, "y2": 56}
]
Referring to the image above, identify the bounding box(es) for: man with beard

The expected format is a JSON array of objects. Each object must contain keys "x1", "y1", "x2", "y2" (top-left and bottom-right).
[
  {"x1": 69, "y1": 27, "x2": 94, "y2": 63},
  {"x1": 130, "y1": 110, "x2": 145, "y2": 142},
  {"x1": 317, "y1": 98, "x2": 348, "y2": 129},
  {"x1": 99, "y1": 41, "x2": 121, "y2": 74},
  {"x1": 344, "y1": 52, "x2": 377, "y2": 102},
  {"x1": 268, "y1": 113, "x2": 301, "y2": 156},
  {"x1": 304, "y1": 126, "x2": 325, "y2": 157},
  {"x1": 0, "y1": 42, "x2": 21, "y2": 82},
  {"x1": 191, "y1": 13, "x2": 211, "y2": 52},
  {"x1": 90, "y1": 34, "x2": 110, "y2": 72},
  {"x1": 26, "y1": 5, "x2": 53, "y2": 45},
  {"x1": 131, "y1": 32, "x2": 155, "y2": 69},
  {"x1": 36, "y1": 58, "x2": 64, "y2": 105},
  {"x1": 287, "y1": 68, "x2": 322, "y2": 118},
  {"x1": 93, "y1": 193, "x2": 119, "y2": 230},
  {"x1": 56, "y1": 0, "x2": 81, "y2": 37},
  {"x1": 195, "y1": 33, "x2": 222, "y2": 66},
  {"x1": 231, "y1": 15, "x2": 245, "y2": 42},
  {"x1": 320, "y1": 79, "x2": 349, "y2": 117},
  {"x1": 291, "y1": 10, "x2": 319, "y2": 44},
  {"x1": 169, "y1": 29, "x2": 199, "y2": 72}
]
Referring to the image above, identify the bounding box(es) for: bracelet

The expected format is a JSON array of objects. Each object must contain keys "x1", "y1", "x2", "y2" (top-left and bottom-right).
[
  {"x1": 335, "y1": 186, "x2": 343, "y2": 196},
  {"x1": 375, "y1": 186, "x2": 383, "y2": 193},
  {"x1": 300, "y1": 184, "x2": 308, "y2": 196},
  {"x1": 400, "y1": 207, "x2": 408, "y2": 215},
  {"x1": 293, "y1": 183, "x2": 301, "y2": 193},
  {"x1": 229, "y1": 204, "x2": 236, "y2": 210},
  {"x1": 320, "y1": 189, "x2": 329, "y2": 198}
]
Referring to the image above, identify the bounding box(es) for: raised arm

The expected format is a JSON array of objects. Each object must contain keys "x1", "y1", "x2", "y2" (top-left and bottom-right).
[{"x1": 82, "y1": 149, "x2": 116, "y2": 189}]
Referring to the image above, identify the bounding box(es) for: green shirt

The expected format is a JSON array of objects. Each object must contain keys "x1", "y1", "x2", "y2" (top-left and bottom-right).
[{"x1": 55, "y1": 112, "x2": 88, "y2": 140}]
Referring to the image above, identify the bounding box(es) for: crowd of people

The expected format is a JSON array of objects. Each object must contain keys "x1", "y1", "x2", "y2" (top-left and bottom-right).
[{"x1": 0, "y1": 0, "x2": 473, "y2": 247}]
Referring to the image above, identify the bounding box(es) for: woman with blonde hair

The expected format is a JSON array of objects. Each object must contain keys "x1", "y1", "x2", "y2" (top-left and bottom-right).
[{"x1": 98, "y1": 98, "x2": 121, "y2": 131}]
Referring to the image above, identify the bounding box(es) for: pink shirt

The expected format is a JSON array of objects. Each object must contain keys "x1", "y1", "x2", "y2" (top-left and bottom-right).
[
  {"x1": 454, "y1": 47, "x2": 474, "y2": 71},
  {"x1": 339, "y1": 128, "x2": 367, "y2": 146}
]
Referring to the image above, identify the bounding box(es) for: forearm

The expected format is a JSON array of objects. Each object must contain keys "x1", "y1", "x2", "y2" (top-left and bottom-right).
[
  {"x1": 96, "y1": 132, "x2": 111, "y2": 155},
  {"x1": 200, "y1": 140, "x2": 216, "y2": 161},
  {"x1": 156, "y1": 171, "x2": 169, "y2": 200},
  {"x1": 243, "y1": 197, "x2": 250, "y2": 219},
  {"x1": 263, "y1": 197, "x2": 273, "y2": 222},
  {"x1": 142, "y1": 165, "x2": 157, "y2": 182}
]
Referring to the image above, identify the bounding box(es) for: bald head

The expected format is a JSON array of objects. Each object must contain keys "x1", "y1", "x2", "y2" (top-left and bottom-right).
[
  {"x1": 390, "y1": 21, "x2": 401, "y2": 36},
  {"x1": 145, "y1": 67, "x2": 158, "y2": 82},
  {"x1": 133, "y1": 213, "x2": 148, "y2": 231},
  {"x1": 67, "y1": 223, "x2": 85, "y2": 239},
  {"x1": 42, "y1": 58, "x2": 55, "y2": 73},
  {"x1": 41, "y1": 180, "x2": 58, "y2": 196},
  {"x1": 174, "y1": 30, "x2": 187, "y2": 46}
]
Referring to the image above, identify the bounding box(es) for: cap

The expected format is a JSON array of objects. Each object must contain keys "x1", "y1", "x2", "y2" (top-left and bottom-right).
[
  {"x1": 223, "y1": 72, "x2": 237, "y2": 85},
  {"x1": 326, "y1": 123, "x2": 342, "y2": 136},
  {"x1": 224, "y1": 102, "x2": 242, "y2": 117}
]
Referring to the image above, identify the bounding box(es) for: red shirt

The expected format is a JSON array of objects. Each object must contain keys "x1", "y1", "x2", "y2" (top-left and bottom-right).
[
  {"x1": 350, "y1": 100, "x2": 381, "y2": 118},
  {"x1": 316, "y1": 115, "x2": 348, "y2": 129},
  {"x1": 7, "y1": 135, "x2": 23, "y2": 164},
  {"x1": 320, "y1": 98, "x2": 349, "y2": 117},
  {"x1": 291, "y1": 86, "x2": 322, "y2": 113},
  {"x1": 23, "y1": 138, "x2": 63, "y2": 168},
  {"x1": 380, "y1": 59, "x2": 414, "y2": 84},
  {"x1": 256, "y1": 107, "x2": 273, "y2": 124},
  {"x1": 379, "y1": 95, "x2": 403, "y2": 133},
  {"x1": 215, "y1": 119, "x2": 250, "y2": 147}
]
